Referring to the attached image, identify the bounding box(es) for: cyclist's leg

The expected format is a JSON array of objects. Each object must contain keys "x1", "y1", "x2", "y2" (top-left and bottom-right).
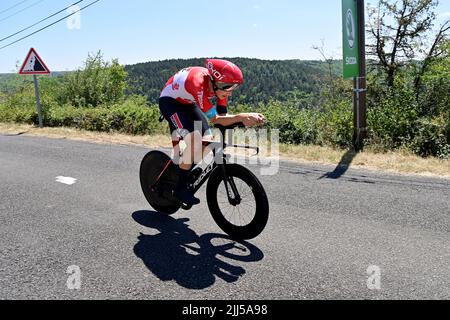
[
  {"x1": 189, "y1": 106, "x2": 214, "y2": 165},
  {"x1": 164, "y1": 103, "x2": 212, "y2": 169},
  {"x1": 159, "y1": 98, "x2": 211, "y2": 166},
  {"x1": 159, "y1": 97, "x2": 201, "y2": 205},
  {"x1": 160, "y1": 97, "x2": 192, "y2": 165}
]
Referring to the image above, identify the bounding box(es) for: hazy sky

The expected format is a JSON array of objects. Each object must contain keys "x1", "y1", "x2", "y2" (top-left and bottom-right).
[{"x1": 0, "y1": 0, "x2": 449, "y2": 73}]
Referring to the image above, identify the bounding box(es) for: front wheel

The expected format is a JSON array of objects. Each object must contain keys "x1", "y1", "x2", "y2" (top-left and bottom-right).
[{"x1": 206, "y1": 164, "x2": 269, "y2": 240}]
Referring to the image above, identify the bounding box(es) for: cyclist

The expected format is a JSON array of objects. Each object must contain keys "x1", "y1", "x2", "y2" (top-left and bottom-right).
[{"x1": 159, "y1": 59, "x2": 265, "y2": 206}]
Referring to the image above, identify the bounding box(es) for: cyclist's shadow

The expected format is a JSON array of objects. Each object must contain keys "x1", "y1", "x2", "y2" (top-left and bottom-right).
[{"x1": 132, "y1": 211, "x2": 265, "y2": 290}]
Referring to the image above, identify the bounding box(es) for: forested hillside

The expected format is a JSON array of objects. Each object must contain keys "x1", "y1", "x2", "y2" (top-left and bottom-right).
[{"x1": 124, "y1": 58, "x2": 342, "y2": 105}]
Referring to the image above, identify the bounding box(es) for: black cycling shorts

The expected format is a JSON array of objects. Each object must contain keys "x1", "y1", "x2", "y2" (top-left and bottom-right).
[{"x1": 159, "y1": 97, "x2": 211, "y2": 141}]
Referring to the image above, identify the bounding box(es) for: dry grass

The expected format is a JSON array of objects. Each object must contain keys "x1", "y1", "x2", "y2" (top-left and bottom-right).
[
  {"x1": 279, "y1": 144, "x2": 450, "y2": 179},
  {"x1": 0, "y1": 123, "x2": 172, "y2": 148},
  {"x1": 1, "y1": 123, "x2": 449, "y2": 179}
]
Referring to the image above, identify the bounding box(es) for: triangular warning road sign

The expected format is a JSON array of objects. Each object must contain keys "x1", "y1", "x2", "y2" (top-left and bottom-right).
[{"x1": 19, "y1": 48, "x2": 50, "y2": 75}]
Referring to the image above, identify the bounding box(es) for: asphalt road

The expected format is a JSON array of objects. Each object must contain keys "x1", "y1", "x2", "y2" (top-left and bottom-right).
[{"x1": 0, "y1": 134, "x2": 449, "y2": 300}]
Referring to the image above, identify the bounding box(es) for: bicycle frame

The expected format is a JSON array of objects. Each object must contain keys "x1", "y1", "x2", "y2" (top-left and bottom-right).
[
  {"x1": 153, "y1": 124, "x2": 260, "y2": 205},
  {"x1": 192, "y1": 125, "x2": 259, "y2": 203}
]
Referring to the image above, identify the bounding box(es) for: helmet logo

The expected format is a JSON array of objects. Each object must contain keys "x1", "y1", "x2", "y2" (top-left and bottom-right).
[{"x1": 207, "y1": 62, "x2": 225, "y2": 81}]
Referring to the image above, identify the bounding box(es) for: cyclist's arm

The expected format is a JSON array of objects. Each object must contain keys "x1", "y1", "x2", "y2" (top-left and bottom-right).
[
  {"x1": 210, "y1": 114, "x2": 243, "y2": 126},
  {"x1": 211, "y1": 113, "x2": 265, "y2": 127}
]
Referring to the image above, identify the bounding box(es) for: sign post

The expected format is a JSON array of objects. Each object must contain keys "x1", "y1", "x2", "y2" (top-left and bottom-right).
[
  {"x1": 18, "y1": 48, "x2": 51, "y2": 128},
  {"x1": 342, "y1": 0, "x2": 367, "y2": 151},
  {"x1": 32, "y1": 75, "x2": 43, "y2": 128}
]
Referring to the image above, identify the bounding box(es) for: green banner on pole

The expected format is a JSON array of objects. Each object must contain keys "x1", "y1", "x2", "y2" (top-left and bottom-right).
[{"x1": 342, "y1": 0, "x2": 360, "y2": 78}]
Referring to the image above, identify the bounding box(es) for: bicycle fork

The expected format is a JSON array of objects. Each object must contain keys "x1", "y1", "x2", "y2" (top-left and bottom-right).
[{"x1": 220, "y1": 163, "x2": 242, "y2": 206}]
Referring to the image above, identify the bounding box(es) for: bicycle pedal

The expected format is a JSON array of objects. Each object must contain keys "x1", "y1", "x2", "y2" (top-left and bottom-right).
[
  {"x1": 181, "y1": 203, "x2": 193, "y2": 211},
  {"x1": 171, "y1": 192, "x2": 194, "y2": 211}
]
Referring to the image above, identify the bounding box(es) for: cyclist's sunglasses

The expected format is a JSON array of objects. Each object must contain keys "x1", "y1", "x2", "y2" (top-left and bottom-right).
[{"x1": 215, "y1": 83, "x2": 239, "y2": 92}]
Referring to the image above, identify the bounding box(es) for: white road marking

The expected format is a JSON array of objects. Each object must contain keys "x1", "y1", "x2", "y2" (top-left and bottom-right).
[{"x1": 56, "y1": 176, "x2": 77, "y2": 185}]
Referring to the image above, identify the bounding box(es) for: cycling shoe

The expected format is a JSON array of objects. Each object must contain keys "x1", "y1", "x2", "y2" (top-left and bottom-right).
[{"x1": 174, "y1": 188, "x2": 200, "y2": 206}]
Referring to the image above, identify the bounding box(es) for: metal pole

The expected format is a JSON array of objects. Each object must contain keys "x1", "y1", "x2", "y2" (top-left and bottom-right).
[
  {"x1": 33, "y1": 74, "x2": 43, "y2": 128},
  {"x1": 353, "y1": 0, "x2": 367, "y2": 151},
  {"x1": 358, "y1": 0, "x2": 367, "y2": 141},
  {"x1": 353, "y1": 77, "x2": 358, "y2": 148}
]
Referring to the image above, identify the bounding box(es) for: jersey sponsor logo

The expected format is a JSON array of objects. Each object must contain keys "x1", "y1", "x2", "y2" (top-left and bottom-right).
[
  {"x1": 206, "y1": 62, "x2": 225, "y2": 81},
  {"x1": 172, "y1": 83, "x2": 180, "y2": 90},
  {"x1": 197, "y1": 91, "x2": 204, "y2": 109}
]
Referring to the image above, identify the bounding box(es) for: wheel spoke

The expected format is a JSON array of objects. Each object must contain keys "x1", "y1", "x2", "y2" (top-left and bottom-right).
[
  {"x1": 241, "y1": 202, "x2": 256, "y2": 210},
  {"x1": 237, "y1": 205, "x2": 249, "y2": 225},
  {"x1": 215, "y1": 176, "x2": 259, "y2": 227}
]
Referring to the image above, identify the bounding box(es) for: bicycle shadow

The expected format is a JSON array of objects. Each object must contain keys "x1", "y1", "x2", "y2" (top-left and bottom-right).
[{"x1": 132, "y1": 211, "x2": 265, "y2": 290}]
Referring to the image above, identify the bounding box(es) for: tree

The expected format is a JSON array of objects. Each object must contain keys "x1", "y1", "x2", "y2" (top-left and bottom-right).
[
  {"x1": 63, "y1": 51, "x2": 128, "y2": 107},
  {"x1": 312, "y1": 39, "x2": 337, "y2": 100},
  {"x1": 413, "y1": 20, "x2": 450, "y2": 98},
  {"x1": 367, "y1": 0, "x2": 442, "y2": 87},
  {"x1": 415, "y1": 38, "x2": 450, "y2": 115}
]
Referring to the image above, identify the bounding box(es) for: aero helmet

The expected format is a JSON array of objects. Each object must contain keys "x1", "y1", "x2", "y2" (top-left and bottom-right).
[{"x1": 205, "y1": 59, "x2": 244, "y2": 91}]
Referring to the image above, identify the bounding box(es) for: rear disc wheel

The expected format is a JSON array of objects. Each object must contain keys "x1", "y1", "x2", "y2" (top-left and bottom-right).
[{"x1": 140, "y1": 151, "x2": 181, "y2": 215}]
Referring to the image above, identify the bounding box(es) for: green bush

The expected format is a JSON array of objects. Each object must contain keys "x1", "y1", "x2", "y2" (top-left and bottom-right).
[
  {"x1": 107, "y1": 96, "x2": 165, "y2": 135},
  {"x1": 0, "y1": 86, "x2": 36, "y2": 123},
  {"x1": 0, "y1": 104, "x2": 34, "y2": 123},
  {"x1": 61, "y1": 51, "x2": 128, "y2": 108},
  {"x1": 0, "y1": 92, "x2": 6, "y2": 105},
  {"x1": 417, "y1": 41, "x2": 450, "y2": 117},
  {"x1": 42, "y1": 95, "x2": 165, "y2": 135},
  {"x1": 367, "y1": 84, "x2": 419, "y2": 149},
  {"x1": 238, "y1": 99, "x2": 351, "y2": 147},
  {"x1": 317, "y1": 100, "x2": 353, "y2": 147},
  {"x1": 260, "y1": 101, "x2": 307, "y2": 144},
  {"x1": 409, "y1": 117, "x2": 450, "y2": 159},
  {"x1": 291, "y1": 108, "x2": 320, "y2": 145}
]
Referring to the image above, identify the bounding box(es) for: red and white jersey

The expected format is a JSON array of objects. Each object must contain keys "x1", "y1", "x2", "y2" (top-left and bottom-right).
[{"x1": 160, "y1": 67, "x2": 227, "y2": 119}]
